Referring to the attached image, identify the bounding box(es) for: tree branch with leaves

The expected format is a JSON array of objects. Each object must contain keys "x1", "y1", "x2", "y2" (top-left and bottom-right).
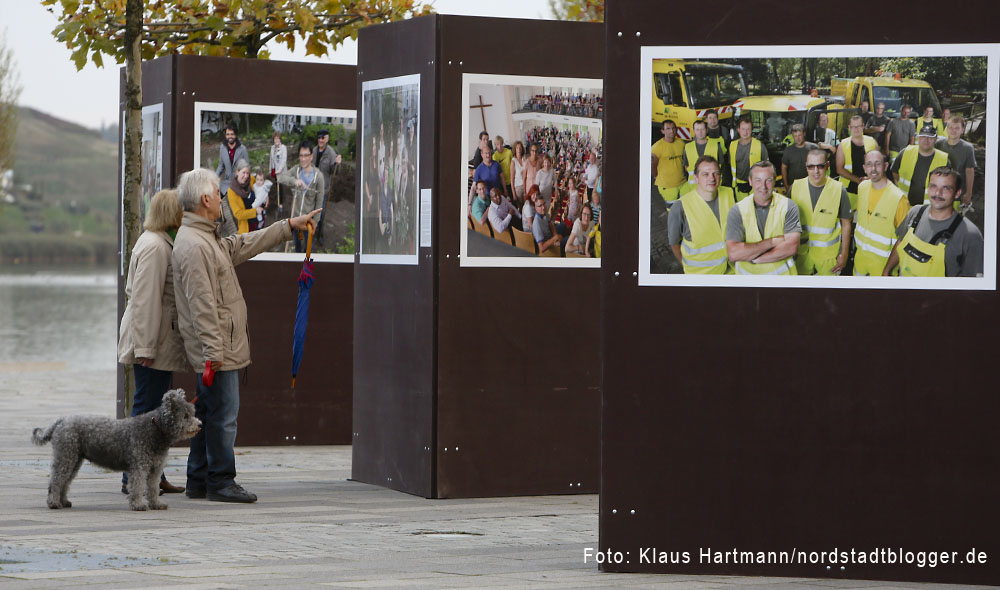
[{"x1": 0, "y1": 31, "x2": 22, "y2": 177}]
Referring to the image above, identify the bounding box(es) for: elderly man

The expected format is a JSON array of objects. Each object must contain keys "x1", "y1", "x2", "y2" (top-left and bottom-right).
[
  {"x1": 883, "y1": 167, "x2": 982, "y2": 277},
  {"x1": 668, "y1": 155, "x2": 736, "y2": 274},
  {"x1": 853, "y1": 150, "x2": 910, "y2": 276},
  {"x1": 935, "y1": 114, "x2": 976, "y2": 206},
  {"x1": 780, "y1": 123, "x2": 817, "y2": 192},
  {"x1": 725, "y1": 161, "x2": 801, "y2": 275},
  {"x1": 790, "y1": 149, "x2": 852, "y2": 275},
  {"x1": 891, "y1": 122, "x2": 951, "y2": 207},
  {"x1": 836, "y1": 114, "x2": 879, "y2": 211},
  {"x1": 172, "y1": 168, "x2": 319, "y2": 503}
]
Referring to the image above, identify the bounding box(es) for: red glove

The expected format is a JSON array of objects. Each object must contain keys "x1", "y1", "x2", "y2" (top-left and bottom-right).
[{"x1": 202, "y1": 361, "x2": 215, "y2": 387}]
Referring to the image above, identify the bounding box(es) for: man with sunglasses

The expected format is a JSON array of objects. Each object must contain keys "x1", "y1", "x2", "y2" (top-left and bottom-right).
[{"x1": 789, "y1": 149, "x2": 852, "y2": 275}]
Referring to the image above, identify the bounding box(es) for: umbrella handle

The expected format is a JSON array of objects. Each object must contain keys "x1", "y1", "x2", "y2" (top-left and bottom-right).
[{"x1": 305, "y1": 222, "x2": 314, "y2": 260}]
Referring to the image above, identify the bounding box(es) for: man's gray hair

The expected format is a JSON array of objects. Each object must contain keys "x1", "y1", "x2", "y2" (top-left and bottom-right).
[{"x1": 177, "y1": 168, "x2": 220, "y2": 212}]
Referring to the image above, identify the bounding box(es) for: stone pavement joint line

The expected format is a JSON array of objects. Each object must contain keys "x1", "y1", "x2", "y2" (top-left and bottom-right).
[{"x1": 0, "y1": 370, "x2": 993, "y2": 589}]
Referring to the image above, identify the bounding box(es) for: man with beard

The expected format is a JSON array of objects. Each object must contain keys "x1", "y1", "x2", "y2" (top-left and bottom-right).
[
  {"x1": 883, "y1": 167, "x2": 982, "y2": 277},
  {"x1": 216, "y1": 124, "x2": 248, "y2": 195}
]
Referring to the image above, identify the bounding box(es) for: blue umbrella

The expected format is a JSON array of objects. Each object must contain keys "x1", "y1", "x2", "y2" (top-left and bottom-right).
[{"x1": 291, "y1": 224, "x2": 315, "y2": 388}]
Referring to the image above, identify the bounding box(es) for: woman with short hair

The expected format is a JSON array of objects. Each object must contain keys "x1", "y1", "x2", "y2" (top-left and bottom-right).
[{"x1": 117, "y1": 189, "x2": 192, "y2": 495}]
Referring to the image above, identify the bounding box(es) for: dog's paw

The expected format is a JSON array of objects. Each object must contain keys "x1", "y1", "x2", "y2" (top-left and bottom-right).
[
  {"x1": 47, "y1": 500, "x2": 61, "y2": 509},
  {"x1": 60, "y1": 500, "x2": 72, "y2": 508},
  {"x1": 149, "y1": 502, "x2": 168, "y2": 510},
  {"x1": 130, "y1": 503, "x2": 149, "y2": 511}
]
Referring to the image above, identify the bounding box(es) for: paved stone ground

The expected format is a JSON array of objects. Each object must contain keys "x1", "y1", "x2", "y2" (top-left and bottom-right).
[{"x1": 0, "y1": 367, "x2": 992, "y2": 589}]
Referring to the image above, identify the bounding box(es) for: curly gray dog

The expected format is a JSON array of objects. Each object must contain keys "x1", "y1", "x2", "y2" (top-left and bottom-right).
[{"x1": 32, "y1": 389, "x2": 201, "y2": 511}]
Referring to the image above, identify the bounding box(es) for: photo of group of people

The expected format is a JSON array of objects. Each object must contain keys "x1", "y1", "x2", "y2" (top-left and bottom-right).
[
  {"x1": 141, "y1": 105, "x2": 163, "y2": 223},
  {"x1": 461, "y1": 74, "x2": 603, "y2": 268},
  {"x1": 359, "y1": 75, "x2": 420, "y2": 264},
  {"x1": 638, "y1": 44, "x2": 996, "y2": 289},
  {"x1": 194, "y1": 102, "x2": 358, "y2": 262}
]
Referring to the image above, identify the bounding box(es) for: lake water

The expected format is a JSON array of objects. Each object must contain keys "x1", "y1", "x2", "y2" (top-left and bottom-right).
[{"x1": 0, "y1": 266, "x2": 117, "y2": 371}]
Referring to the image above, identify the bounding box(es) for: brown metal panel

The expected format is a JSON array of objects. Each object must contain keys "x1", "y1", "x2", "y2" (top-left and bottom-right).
[
  {"x1": 352, "y1": 16, "x2": 438, "y2": 497},
  {"x1": 116, "y1": 55, "x2": 357, "y2": 445},
  {"x1": 434, "y1": 16, "x2": 603, "y2": 498},
  {"x1": 601, "y1": 0, "x2": 999, "y2": 585},
  {"x1": 117, "y1": 55, "x2": 177, "y2": 419}
]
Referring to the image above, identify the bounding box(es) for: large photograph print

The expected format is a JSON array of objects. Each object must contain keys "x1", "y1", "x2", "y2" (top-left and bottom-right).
[
  {"x1": 460, "y1": 73, "x2": 602, "y2": 268},
  {"x1": 193, "y1": 102, "x2": 357, "y2": 263},
  {"x1": 638, "y1": 44, "x2": 997, "y2": 289},
  {"x1": 359, "y1": 74, "x2": 420, "y2": 265}
]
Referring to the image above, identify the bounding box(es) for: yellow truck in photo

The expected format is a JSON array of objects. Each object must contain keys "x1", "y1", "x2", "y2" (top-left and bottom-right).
[
  {"x1": 651, "y1": 59, "x2": 747, "y2": 141},
  {"x1": 831, "y1": 74, "x2": 944, "y2": 130}
]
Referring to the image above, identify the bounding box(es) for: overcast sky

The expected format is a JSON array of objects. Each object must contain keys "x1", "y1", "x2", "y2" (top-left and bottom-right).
[{"x1": 2, "y1": 0, "x2": 553, "y2": 130}]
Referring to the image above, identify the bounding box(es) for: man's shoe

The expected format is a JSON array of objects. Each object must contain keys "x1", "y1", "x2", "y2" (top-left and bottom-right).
[
  {"x1": 207, "y1": 483, "x2": 257, "y2": 503},
  {"x1": 160, "y1": 479, "x2": 185, "y2": 494},
  {"x1": 185, "y1": 487, "x2": 207, "y2": 499}
]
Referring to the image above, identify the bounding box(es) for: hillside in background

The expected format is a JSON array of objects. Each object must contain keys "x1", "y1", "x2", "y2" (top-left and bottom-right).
[
  {"x1": 14, "y1": 107, "x2": 118, "y2": 212},
  {"x1": 0, "y1": 108, "x2": 119, "y2": 265}
]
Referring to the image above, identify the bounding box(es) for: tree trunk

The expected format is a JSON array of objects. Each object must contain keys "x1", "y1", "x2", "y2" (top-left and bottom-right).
[{"x1": 122, "y1": 0, "x2": 143, "y2": 414}]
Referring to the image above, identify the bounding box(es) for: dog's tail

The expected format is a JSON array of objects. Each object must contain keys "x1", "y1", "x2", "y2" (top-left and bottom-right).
[{"x1": 31, "y1": 419, "x2": 63, "y2": 446}]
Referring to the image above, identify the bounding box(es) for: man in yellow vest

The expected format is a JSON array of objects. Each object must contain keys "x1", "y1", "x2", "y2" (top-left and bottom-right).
[
  {"x1": 853, "y1": 151, "x2": 910, "y2": 276},
  {"x1": 681, "y1": 119, "x2": 726, "y2": 195},
  {"x1": 882, "y1": 167, "x2": 983, "y2": 277},
  {"x1": 891, "y1": 122, "x2": 952, "y2": 207},
  {"x1": 836, "y1": 115, "x2": 879, "y2": 212},
  {"x1": 668, "y1": 155, "x2": 735, "y2": 274},
  {"x1": 916, "y1": 106, "x2": 945, "y2": 139},
  {"x1": 790, "y1": 149, "x2": 852, "y2": 275},
  {"x1": 651, "y1": 120, "x2": 686, "y2": 208},
  {"x1": 729, "y1": 117, "x2": 768, "y2": 201},
  {"x1": 725, "y1": 161, "x2": 800, "y2": 275}
]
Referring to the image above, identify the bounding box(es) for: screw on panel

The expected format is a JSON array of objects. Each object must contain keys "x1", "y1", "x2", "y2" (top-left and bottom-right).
[
  {"x1": 635, "y1": 31, "x2": 641, "y2": 37},
  {"x1": 459, "y1": 61, "x2": 463, "y2": 65},
  {"x1": 632, "y1": 272, "x2": 637, "y2": 277},
  {"x1": 630, "y1": 509, "x2": 636, "y2": 515},
  {"x1": 448, "y1": 61, "x2": 452, "y2": 65},
  {"x1": 614, "y1": 271, "x2": 620, "y2": 277},
  {"x1": 612, "y1": 509, "x2": 617, "y2": 514},
  {"x1": 617, "y1": 32, "x2": 622, "y2": 37}
]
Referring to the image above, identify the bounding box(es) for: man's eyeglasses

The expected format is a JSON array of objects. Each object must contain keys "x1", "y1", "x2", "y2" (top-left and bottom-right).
[{"x1": 805, "y1": 164, "x2": 826, "y2": 170}]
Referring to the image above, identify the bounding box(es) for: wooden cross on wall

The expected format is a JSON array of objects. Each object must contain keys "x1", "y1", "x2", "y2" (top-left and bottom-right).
[{"x1": 470, "y1": 95, "x2": 492, "y2": 136}]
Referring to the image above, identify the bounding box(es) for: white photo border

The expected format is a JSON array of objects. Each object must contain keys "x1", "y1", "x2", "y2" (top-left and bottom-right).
[
  {"x1": 638, "y1": 43, "x2": 998, "y2": 290},
  {"x1": 358, "y1": 73, "x2": 421, "y2": 266},
  {"x1": 121, "y1": 103, "x2": 164, "y2": 276},
  {"x1": 193, "y1": 101, "x2": 357, "y2": 263},
  {"x1": 460, "y1": 73, "x2": 602, "y2": 269}
]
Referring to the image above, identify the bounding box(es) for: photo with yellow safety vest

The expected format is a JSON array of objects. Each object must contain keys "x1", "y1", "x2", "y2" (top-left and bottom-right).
[{"x1": 638, "y1": 46, "x2": 995, "y2": 289}]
